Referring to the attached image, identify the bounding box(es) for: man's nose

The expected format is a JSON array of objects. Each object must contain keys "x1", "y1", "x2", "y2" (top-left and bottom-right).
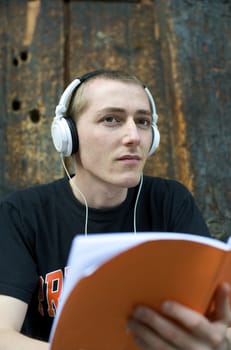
[{"x1": 122, "y1": 119, "x2": 141, "y2": 145}]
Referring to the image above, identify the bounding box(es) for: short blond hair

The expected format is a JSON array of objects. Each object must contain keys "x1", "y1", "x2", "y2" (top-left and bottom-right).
[{"x1": 68, "y1": 70, "x2": 143, "y2": 121}]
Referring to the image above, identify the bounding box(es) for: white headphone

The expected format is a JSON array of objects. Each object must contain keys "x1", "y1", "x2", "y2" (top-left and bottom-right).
[{"x1": 51, "y1": 71, "x2": 160, "y2": 157}]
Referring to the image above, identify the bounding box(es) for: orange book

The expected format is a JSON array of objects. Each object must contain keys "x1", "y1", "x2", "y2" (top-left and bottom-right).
[{"x1": 49, "y1": 232, "x2": 231, "y2": 350}]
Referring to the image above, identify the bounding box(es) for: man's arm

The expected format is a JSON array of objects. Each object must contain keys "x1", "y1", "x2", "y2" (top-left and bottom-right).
[
  {"x1": 0, "y1": 295, "x2": 48, "y2": 350},
  {"x1": 128, "y1": 283, "x2": 231, "y2": 349}
]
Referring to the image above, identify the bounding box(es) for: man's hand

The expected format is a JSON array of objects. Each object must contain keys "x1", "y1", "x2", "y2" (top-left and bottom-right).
[{"x1": 128, "y1": 283, "x2": 231, "y2": 349}]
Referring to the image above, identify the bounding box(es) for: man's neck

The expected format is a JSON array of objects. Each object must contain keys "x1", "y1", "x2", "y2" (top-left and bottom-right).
[{"x1": 69, "y1": 175, "x2": 128, "y2": 209}]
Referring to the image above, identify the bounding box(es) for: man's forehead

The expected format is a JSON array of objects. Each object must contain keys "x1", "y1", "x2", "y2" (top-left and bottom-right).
[
  {"x1": 81, "y1": 78, "x2": 151, "y2": 111},
  {"x1": 85, "y1": 78, "x2": 148, "y2": 99}
]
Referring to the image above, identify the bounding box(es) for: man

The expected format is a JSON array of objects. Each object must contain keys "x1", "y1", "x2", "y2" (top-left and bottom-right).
[{"x1": 0, "y1": 70, "x2": 230, "y2": 349}]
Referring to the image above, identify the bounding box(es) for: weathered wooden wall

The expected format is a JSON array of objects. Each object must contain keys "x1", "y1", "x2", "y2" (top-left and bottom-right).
[
  {"x1": 0, "y1": 0, "x2": 64, "y2": 194},
  {"x1": 0, "y1": 0, "x2": 230, "y2": 239},
  {"x1": 154, "y1": 1, "x2": 231, "y2": 240}
]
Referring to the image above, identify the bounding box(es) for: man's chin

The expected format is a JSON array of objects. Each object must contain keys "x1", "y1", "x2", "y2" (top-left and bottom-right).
[{"x1": 120, "y1": 175, "x2": 142, "y2": 189}]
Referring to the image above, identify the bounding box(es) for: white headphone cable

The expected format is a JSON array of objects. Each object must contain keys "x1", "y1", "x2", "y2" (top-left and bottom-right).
[
  {"x1": 60, "y1": 154, "x2": 89, "y2": 236},
  {"x1": 133, "y1": 174, "x2": 143, "y2": 235}
]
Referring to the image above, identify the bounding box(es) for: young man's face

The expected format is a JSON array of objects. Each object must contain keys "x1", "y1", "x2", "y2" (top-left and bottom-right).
[{"x1": 74, "y1": 78, "x2": 153, "y2": 189}]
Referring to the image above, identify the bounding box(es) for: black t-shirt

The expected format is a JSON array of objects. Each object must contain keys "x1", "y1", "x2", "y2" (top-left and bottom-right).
[{"x1": 0, "y1": 176, "x2": 209, "y2": 341}]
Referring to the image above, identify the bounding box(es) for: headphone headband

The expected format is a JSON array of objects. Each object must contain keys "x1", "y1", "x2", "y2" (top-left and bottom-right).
[
  {"x1": 55, "y1": 79, "x2": 81, "y2": 119},
  {"x1": 51, "y1": 71, "x2": 160, "y2": 156}
]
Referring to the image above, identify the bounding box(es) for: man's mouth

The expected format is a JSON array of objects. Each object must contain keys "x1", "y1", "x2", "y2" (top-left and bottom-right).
[{"x1": 117, "y1": 155, "x2": 141, "y2": 165}]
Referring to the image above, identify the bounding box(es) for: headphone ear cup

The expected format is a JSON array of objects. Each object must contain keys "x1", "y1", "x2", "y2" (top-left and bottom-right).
[
  {"x1": 51, "y1": 117, "x2": 78, "y2": 156},
  {"x1": 65, "y1": 117, "x2": 79, "y2": 154},
  {"x1": 148, "y1": 124, "x2": 160, "y2": 156}
]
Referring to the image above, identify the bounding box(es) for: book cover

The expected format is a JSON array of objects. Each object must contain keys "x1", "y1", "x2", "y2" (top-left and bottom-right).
[{"x1": 49, "y1": 232, "x2": 231, "y2": 350}]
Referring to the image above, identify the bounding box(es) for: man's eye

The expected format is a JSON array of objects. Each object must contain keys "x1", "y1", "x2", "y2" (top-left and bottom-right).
[
  {"x1": 103, "y1": 116, "x2": 120, "y2": 125},
  {"x1": 137, "y1": 118, "x2": 151, "y2": 128}
]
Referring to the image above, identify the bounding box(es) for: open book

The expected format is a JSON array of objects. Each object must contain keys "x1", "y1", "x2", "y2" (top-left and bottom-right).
[{"x1": 49, "y1": 232, "x2": 231, "y2": 350}]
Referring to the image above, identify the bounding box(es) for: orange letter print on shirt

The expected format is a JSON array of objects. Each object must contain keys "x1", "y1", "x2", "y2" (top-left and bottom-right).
[{"x1": 45, "y1": 269, "x2": 63, "y2": 317}]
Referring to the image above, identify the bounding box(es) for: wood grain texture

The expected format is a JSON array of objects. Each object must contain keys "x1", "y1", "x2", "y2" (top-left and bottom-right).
[
  {"x1": 154, "y1": 0, "x2": 231, "y2": 238},
  {"x1": 0, "y1": 0, "x2": 64, "y2": 195}
]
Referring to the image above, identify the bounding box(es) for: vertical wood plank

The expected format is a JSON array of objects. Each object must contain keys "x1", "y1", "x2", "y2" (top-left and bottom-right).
[
  {"x1": 0, "y1": 1, "x2": 8, "y2": 195},
  {"x1": 0, "y1": 0, "x2": 64, "y2": 197},
  {"x1": 154, "y1": 0, "x2": 231, "y2": 238}
]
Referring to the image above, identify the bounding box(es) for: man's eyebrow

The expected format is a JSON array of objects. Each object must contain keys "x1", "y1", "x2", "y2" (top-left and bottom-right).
[
  {"x1": 136, "y1": 109, "x2": 152, "y2": 116},
  {"x1": 97, "y1": 107, "x2": 126, "y2": 114},
  {"x1": 97, "y1": 107, "x2": 151, "y2": 115}
]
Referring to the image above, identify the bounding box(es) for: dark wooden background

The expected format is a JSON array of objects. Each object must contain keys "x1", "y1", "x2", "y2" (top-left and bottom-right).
[{"x1": 0, "y1": 0, "x2": 230, "y2": 240}]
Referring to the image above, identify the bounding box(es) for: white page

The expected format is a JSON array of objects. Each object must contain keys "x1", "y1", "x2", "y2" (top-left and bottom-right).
[{"x1": 66, "y1": 232, "x2": 229, "y2": 290}]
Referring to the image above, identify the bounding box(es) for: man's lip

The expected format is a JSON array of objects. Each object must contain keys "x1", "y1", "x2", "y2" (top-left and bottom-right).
[{"x1": 117, "y1": 155, "x2": 141, "y2": 160}]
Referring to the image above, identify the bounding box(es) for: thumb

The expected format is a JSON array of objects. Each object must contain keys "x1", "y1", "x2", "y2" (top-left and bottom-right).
[{"x1": 213, "y1": 283, "x2": 231, "y2": 324}]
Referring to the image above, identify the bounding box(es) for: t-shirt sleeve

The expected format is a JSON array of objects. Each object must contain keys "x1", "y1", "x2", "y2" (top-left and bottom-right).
[{"x1": 0, "y1": 200, "x2": 38, "y2": 303}]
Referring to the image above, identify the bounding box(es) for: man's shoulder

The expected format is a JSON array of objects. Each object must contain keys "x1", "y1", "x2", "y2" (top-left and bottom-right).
[
  {"x1": 141, "y1": 176, "x2": 192, "y2": 205},
  {"x1": 0, "y1": 177, "x2": 68, "y2": 208},
  {"x1": 142, "y1": 175, "x2": 189, "y2": 194}
]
